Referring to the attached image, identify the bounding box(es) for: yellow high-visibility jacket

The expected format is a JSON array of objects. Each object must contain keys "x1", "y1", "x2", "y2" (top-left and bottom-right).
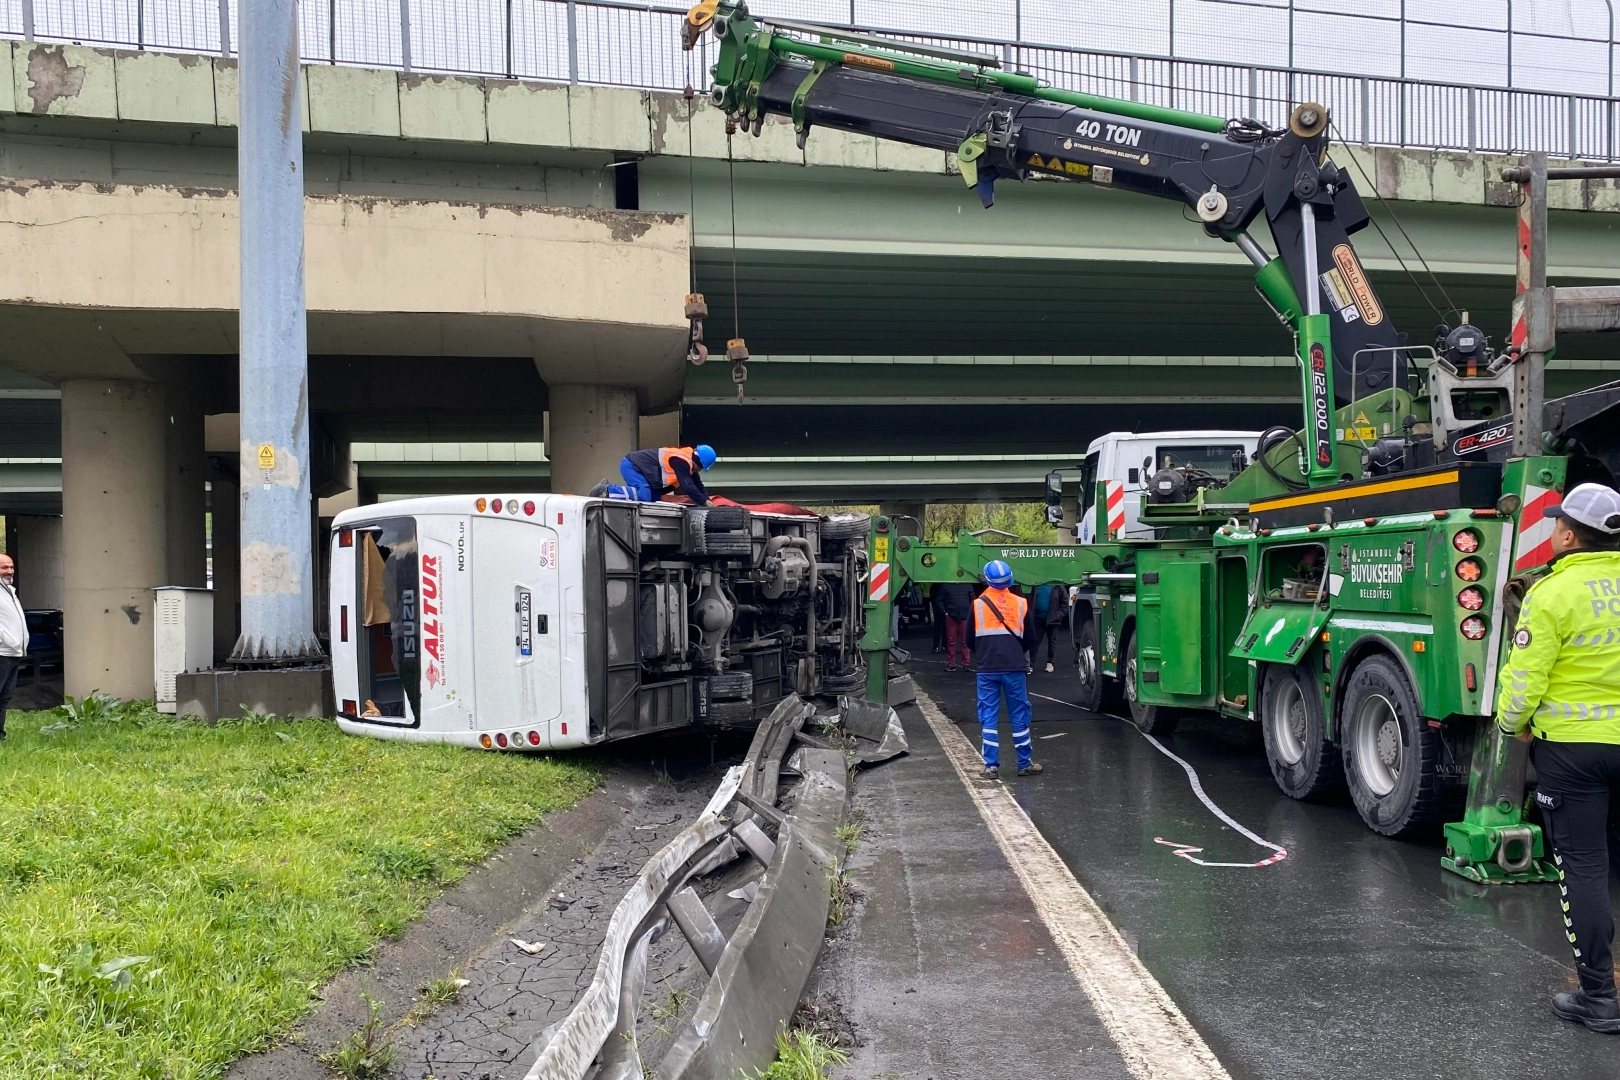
[{"x1": 1497, "y1": 550, "x2": 1620, "y2": 742}]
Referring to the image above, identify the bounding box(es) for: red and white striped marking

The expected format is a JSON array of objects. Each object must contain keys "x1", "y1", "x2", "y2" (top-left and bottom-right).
[
  {"x1": 1514, "y1": 485, "x2": 1561, "y2": 572},
  {"x1": 868, "y1": 561, "x2": 890, "y2": 602},
  {"x1": 1105, "y1": 480, "x2": 1126, "y2": 538}
]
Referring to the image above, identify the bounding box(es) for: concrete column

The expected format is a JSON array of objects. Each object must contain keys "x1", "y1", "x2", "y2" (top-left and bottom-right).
[
  {"x1": 880, "y1": 502, "x2": 926, "y2": 538},
  {"x1": 61, "y1": 379, "x2": 167, "y2": 700},
  {"x1": 12, "y1": 515, "x2": 64, "y2": 608},
  {"x1": 638, "y1": 410, "x2": 681, "y2": 451},
  {"x1": 164, "y1": 394, "x2": 208, "y2": 587},
  {"x1": 547, "y1": 385, "x2": 639, "y2": 496},
  {"x1": 209, "y1": 469, "x2": 239, "y2": 664}
]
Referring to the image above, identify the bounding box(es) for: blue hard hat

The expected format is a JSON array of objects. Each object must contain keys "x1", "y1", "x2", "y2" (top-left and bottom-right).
[
  {"x1": 694, "y1": 444, "x2": 717, "y2": 469},
  {"x1": 982, "y1": 560, "x2": 1013, "y2": 587}
]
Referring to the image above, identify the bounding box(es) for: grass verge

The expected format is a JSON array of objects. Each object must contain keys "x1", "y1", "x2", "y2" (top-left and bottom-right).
[
  {"x1": 0, "y1": 704, "x2": 598, "y2": 1078},
  {"x1": 753, "y1": 1028, "x2": 849, "y2": 1080}
]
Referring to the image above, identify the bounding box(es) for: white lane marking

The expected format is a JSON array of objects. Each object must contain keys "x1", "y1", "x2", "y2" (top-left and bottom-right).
[
  {"x1": 1029, "y1": 692, "x2": 1288, "y2": 870},
  {"x1": 1039, "y1": 731, "x2": 1068, "y2": 740},
  {"x1": 915, "y1": 690, "x2": 1231, "y2": 1080}
]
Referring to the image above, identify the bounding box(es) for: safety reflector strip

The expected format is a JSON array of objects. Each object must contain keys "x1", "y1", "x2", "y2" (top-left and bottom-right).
[
  {"x1": 1514, "y1": 485, "x2": 1561, "y2": 572},
  {"x1": 1105, "y1": 480, "x2": 1126, "y2": 537},
  {"x1": 869, "y1": 562, "x2": 890, "y2": 602}
]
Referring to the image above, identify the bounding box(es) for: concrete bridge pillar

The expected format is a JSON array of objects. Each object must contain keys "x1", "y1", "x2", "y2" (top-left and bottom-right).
[
  {"x1": 547, "y1": 385, "x2": 639, "y2": 496},
  {"x1": 61, "y1": 379, "x2": 167, "y2": 700}
]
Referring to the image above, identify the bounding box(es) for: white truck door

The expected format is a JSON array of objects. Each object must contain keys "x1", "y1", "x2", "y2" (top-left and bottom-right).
[{"x1": 472, "y1": 516, "x2": 562, "y2": 731}]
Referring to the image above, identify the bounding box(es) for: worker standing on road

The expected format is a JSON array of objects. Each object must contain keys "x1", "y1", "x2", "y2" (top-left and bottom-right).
[
  {"x1": 619, "y1": 445, "x2": 717, "y2": 505},
  {"x1": 1496, "y1": 482, "x2": 1620, "y2": 1034},
  {"x1": 970, "y1": 560, "x2": 1042, "y2": 778}
]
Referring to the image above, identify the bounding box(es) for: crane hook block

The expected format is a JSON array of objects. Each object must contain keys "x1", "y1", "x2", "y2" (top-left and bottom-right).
[
  {"x1": 727, "y1": 338, "x2": 750, "y2": 362},
  {"x1": 684, "y1": 0, "x2": 719, "y2": 49},
  {"x1": 685, "y1": 293, "x2": 709, "y2": 320}
]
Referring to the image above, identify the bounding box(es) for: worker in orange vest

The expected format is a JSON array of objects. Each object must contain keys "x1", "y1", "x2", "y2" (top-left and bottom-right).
[
  {"x1": 620, "y1": 445, "x2": 717, "y2": 504},
  {"x1": 969, "y1": 560, "x2": 1043, "y2": 779}
]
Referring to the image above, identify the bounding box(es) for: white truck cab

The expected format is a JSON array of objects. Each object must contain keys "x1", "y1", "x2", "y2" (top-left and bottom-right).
[
  {"x1": 1075, "y1": 430, "x2": 1261, "y2": 543},
  {"x1": 329, "y1": 495, "x2": 869, "y2": 751}
]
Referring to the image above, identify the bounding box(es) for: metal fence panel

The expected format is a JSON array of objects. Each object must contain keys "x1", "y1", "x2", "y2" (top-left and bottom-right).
[{"x1": 2, "y1": 0, "x2": 1616, "y2": 160}]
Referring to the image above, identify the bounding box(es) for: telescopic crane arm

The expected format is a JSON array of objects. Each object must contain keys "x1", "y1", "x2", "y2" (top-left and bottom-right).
[{"x1": 687, "y1": 1, "x2": 1412, "y2": 486}]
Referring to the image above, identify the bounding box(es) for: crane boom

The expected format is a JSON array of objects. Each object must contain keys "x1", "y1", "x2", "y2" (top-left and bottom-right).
[{"x1": 690, "y1": 2, "x2": 1414, "y2": 484}]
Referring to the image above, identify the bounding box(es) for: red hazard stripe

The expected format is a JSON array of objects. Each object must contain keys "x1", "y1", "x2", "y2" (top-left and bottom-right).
[{"x1": 1522, "y1": 487, "x2": 1561, "y2": 525}]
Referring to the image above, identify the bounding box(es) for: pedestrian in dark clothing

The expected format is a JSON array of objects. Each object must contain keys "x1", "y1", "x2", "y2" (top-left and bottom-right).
[
  {"x1": 930, "y1": 584, "x2": 948, "y2": 653},
  {"x1": 1026, "y1": 582, "x2": 1067, "y2": 673},
  {"x1": 935, "y1": 581, "x2": 975, "y2": 671}
]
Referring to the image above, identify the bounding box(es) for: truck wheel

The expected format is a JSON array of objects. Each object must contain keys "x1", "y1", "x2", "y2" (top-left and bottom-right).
[
  {"x1": 820, "y1": 514, "x2": 870, "y2": 542},
  {"x1": 707, "y1": 672, "x2": 753, "y2": 700},
  {"x1": 1259, "y1": 663, "x2": 1342, "y2": 800},
  {"x1": 1341, "y1": 654, "x2": 1440, "y2": 837},
  {"x1": 703, "y1": 506, "x2": 749, "y2": 532},
  {"x1": 1123, "y1": 635, "x2": 1180, "y2": 736},
  {"x1": 820, "y1": 668, "x2": 867, "y2": 694},
  {"x1": 1074, "y1": 620, "x2": 1120, "y2": 713}
]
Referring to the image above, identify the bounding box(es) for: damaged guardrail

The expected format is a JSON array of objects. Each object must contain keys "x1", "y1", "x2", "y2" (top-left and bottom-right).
[{"x1": 526, "y1": 692, "x2": 906, "y2": 1080}]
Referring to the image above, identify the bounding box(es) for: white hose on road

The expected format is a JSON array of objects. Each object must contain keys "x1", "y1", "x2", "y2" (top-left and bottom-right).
[{"x1": 1028, "y1": 691, "x2": 1288, "y2": 869}]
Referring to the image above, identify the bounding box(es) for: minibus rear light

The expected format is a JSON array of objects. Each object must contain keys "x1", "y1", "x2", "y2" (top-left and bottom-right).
[
  {"x1": 495, "y1": 732, "x2": 508, "y2": 747},
  {"x1": 523, "y1": 501, "x2": 536, "y2": 516},
  {"x1": 479, "y1": 733, "x2": 493, "y2": 748},
  {"x1": 339, "y1": 528, "x2": 353, "y2": 547},
  {"x1": 342, "y1": 699, "x2": 357, "y2": 715},
  {"x1": 527, "y1": 730, "x2": 540, "y2": 745}
]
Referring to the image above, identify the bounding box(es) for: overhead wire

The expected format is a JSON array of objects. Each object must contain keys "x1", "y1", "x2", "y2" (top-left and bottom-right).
[{"x1": 1330, "y1": 121, "x2": 1462, "y2": 324}]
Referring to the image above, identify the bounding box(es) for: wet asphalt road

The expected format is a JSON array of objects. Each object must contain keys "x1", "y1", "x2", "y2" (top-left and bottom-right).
[{"x1": 909, "y1": 654, "x2": 1620, "y2": 1080}]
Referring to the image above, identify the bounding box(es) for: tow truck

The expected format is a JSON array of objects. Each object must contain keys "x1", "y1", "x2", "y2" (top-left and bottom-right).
[{"x1": 689, "y1": 1, "x2": 1620, "y2": 882}]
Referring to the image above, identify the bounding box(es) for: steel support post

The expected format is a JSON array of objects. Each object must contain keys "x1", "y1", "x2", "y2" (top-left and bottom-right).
[
  {"x1": 233, "y1": 0, "x2": 322, "y2": 664},
  {"x1": 1511, "y1": 152, "x2": 1548, "y2": 459}
]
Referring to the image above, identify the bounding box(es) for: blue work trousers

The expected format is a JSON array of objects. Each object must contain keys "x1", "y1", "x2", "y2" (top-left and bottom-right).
[
  {"x1": 977, "y1": 670, "x2": 1033, "y2": 769},
  {"x1": 618, "y1": 458, "x2": 655, "y2": 502}
]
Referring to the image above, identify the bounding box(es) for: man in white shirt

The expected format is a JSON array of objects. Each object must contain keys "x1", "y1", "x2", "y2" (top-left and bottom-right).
[{"x1": 0, "y1": 554, "x2": 26, "y2": 739}]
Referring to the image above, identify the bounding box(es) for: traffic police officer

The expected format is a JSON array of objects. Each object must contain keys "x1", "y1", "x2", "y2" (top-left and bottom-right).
[
  {"x1": 619, "y1": 444, "x2": 717, "y2": 504},
  {"x1": 1497, "y1": 482, "x2": 1620, "y2": 1033},
  {"x1": 970, "y1": 560, "x2": 1043, "y2": 779}
]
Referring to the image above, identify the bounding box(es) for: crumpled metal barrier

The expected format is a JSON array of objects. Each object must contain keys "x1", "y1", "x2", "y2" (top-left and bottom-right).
[
  {"x1": 838, "y1": 695, "x2": 909, "y2": 763},
  {"x1": 525, "y1": 693, "x2": 836, "y2": 1080},
  {"x1": 657, "y1": 749, "x2": 848, "y2": 1080}
]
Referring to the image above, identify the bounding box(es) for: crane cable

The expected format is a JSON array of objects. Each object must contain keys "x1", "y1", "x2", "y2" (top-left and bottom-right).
[{"x1": 1330, "y1": 121, "x2": 1462, "y2": 324}]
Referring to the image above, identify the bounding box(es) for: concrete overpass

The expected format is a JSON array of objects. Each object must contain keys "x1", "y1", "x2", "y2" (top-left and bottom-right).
[{"x1": 2, "y1": 40, "x2": 1619, "y2": 694}]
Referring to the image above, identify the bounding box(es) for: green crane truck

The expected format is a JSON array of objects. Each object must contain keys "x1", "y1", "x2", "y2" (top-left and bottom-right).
[{"x1": 686, "y1": 2, "x2": 1620, "y2": 882}]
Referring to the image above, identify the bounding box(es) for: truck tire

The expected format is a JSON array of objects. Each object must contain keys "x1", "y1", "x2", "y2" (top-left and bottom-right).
[
  {"x1": 820, "y1": 514, "x2": 870, "y2": 542},
  {"x1": 702, "y1": 534, "x2": 753, "y2": 556},
  {"x1": 703, "y1": 506, "x2": 749, "y2": 532},
  {"x1": 1259, "y1": 663, "x2": 1343, "y2": 800},
  {"x1": 1340, "y1": 653, "x2": 1441, "y2": 837},
  {"x1": 1074, "y1": 619, "x2": 1121, "y2": 713},
  {"x1": 1123, "y1": 635, "x2": 1180, "y2": 736},
  {"x1": 708, "y1": 699, "x2": 756, "y2": 725},
  {"x1": 820, "y1": 668, "x2": 867, "y2": 694},
  {"x1": 706, "y1": 672, "x2": 753, "y2": 700}
]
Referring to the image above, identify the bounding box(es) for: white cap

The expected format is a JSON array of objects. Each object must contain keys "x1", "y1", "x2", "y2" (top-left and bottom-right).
[{"x1": 1545, "y1": 482, "x2": 1620, "y2": 534}]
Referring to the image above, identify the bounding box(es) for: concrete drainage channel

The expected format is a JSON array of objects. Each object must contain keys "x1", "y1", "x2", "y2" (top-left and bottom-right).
[{"x1": 528, "y1": 691, "x2": 907, "y2": 1080}]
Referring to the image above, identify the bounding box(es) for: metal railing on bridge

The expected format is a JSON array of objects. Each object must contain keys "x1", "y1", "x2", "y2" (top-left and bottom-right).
[{"x1": 3, "y1": 0, "x2": 1618, "y2": 161}]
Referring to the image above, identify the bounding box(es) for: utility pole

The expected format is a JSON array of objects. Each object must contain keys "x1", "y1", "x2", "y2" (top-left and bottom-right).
[
  {"x1": 1509, "y1": 152, "x2": 1548, "y2": 458},
  {"x1": 234, "y1": 0, "x2": 323, "y2": 665}
]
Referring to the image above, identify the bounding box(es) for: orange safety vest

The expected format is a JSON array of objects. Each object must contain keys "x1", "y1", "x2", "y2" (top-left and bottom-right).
[
  {"x1": 659, "y1": 446, "x2": 699, "y2": 488},
  {"x1": 973, "y1": 588, "x2": 1028, "y2": 639}
]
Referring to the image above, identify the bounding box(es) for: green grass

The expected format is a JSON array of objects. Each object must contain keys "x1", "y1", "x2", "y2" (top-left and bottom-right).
[
  {"x1": 752, "y1": 1028, "x2": 849, "y2": 1080},
  {"x1": 0, "y1": 705, "x2": 598, "y2": 1079}
]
